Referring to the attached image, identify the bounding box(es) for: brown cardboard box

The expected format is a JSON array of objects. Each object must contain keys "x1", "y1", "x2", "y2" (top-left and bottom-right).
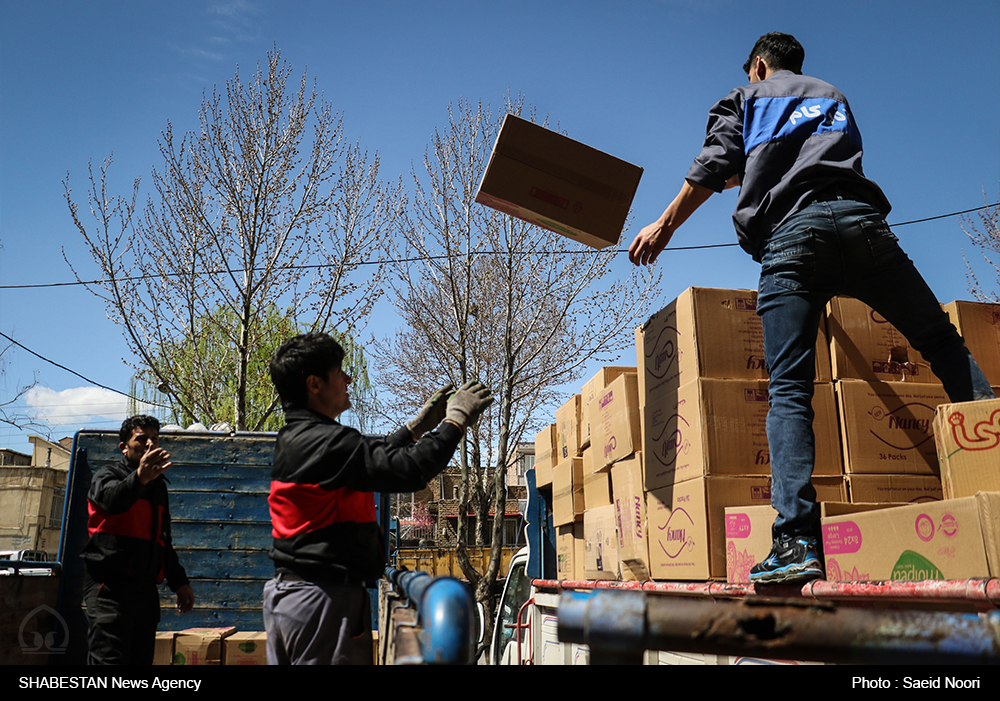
[
  {"x1": 638, "y1": 288, "x2": 832, "y2": 403},
  {"x1": 475, "y1": 114, "x2": 643, "y2": 250},
  {"x1": 644, "y1": 379, "x2": 841, "y2": 491},
  {"x1": 933, "y1": 397, "x2": 1000, "y2": 499},
  {"x1": 821, "y1": 494, "x2": 1000, "y2": 581},
  {"x1": 646, "y1": 476, "x2": 771, "y2": 580},
  {"x1": 222, "y1": 632, "x2": 268, "y2": 665},
  {"x1": 581, "y1": 366, "x2": 635, "y2": 448},
  {"x1": 835, "y1": 380, "x2": 949, "y2": 475},
  {"x1": 724, "y1": 505, "x2": 778, "y2": 583},
  {"x1": 847, "y1": 474, "x2": 943, "y2": 504},
  {"x1": 153, "y1": 632, "x2": 176, "y2": 666},
  {"x1": 534, "y1": 424, "x2": 557, "y2": 488},
  {"x1": 611, "y1": 454, "x2": 650, "y2": 582},
  {"x1": 583, "y1": 504, "x2": 620, "y2": 580},
  {"x1": 173, "y1": 627, "x2": 236, "y2": 666},
  {"x1": 552, "y1": 457, "x2": 584, "y2": 526},
  {"x1": 589, "y1": 372, "x2": 641, "y2": 471},
  {"x1": 583, "y1": 468, "x2": 612, "y2": 510},
  {"x1": 556, "y1": 523, "x2": 585, "y2": 580},
  {"x1": 556, "y1": 394, "x2": 582, "y2": 461},
  {"x1": 826, "y1": 296, "x2": 937, "y2": 383},
  {"x1": 944, "y1": 300, "x2": 1000, "y2": 385}
]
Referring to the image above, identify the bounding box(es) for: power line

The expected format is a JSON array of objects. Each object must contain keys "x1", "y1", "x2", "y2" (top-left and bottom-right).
[{"x1": 1, "y1": 201, "x2": 995, "y2": 291}]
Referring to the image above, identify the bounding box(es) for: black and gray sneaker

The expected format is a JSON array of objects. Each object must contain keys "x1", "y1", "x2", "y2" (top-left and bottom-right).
[{"x1": 749, "y1": 534, "x2": 824, "y2": 585}]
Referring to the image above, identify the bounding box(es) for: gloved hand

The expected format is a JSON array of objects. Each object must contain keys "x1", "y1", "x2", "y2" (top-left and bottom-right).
[
  {"x1": 445, "y1": 381, "x2": 494, "y2": 430},
  {"x1": 406, "y1": 383, "x2": 454, "y2": 439}
]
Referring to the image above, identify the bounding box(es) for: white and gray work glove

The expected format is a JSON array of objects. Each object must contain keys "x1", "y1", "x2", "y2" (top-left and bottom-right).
[
  {"x1": 406, "y1": 384, "x2": 454, "y2": 439},
  {"x1": 445, "y1": 381, "x2": 494, "y2": 430}
]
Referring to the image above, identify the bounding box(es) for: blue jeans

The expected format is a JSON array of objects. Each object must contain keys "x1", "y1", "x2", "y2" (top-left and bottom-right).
[{"x1": 757, "y1": 199, "x2": 993, "y2": 540}]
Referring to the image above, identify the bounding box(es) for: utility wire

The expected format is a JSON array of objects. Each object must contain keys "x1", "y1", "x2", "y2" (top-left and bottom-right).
[{"x1": 1, "y1": 202, "x2": 995, "y2": 291}]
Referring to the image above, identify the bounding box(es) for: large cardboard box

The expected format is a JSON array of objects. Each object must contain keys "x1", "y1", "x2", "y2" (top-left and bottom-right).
[
  {"x1": 556, "y1": 523, "x2": 585, "y2": 580},
  {"x1": 646, "y1": 476, "x2": 771, "y2": 580},
  {"x1": 944, "y1": 300, "x2": 1000, "y2": 385},
  {"x1": 583, "y1": 504, "x2": 619, "y2": 580},
  {"x1": 556, "y1": 394, "x2": 582, "y2": 461},
  {"x1": 724, "y1": 505, "x2": 778, "y2": 583},
  {"x1": 222, "y1": 632, "x2": 268, "y2": 665},
  {"x1": 847, "y1": 474, "x2": 943, "y2": 504},
  {"x1": 826, "y1": 296, "x2": 937, "y2": 383},
  {"x1": 933, "y1": 398, "x2": 1000, "y2": 499},
  {"x1": 552, "y1": 457, "x2": 584, "y2": 526},
  {"x1": 173, "y1": 627, "x2": 236, "y2": 666},
  {"x1": 475, "y1": 114, "x2": 643, "y2": 249},
  {"x1": 589, "y1": 372, "x2": 641, "y2": 471},
  {"x1": 836, "y1": 380, "x2": 949, "y2": 475},
  {"x1": 583, "y1": 468, "x2": 612, "y2": 510},
  {"x1": 153, "y1": 632, "x2": 176, "y2": 666},
  {"x1": 611, "y1": 453, "x2": 650, "y2": 581},
  {"x1": 821, "y1": 494, "x2": 1000, "y2": 581},
  {"x1": 644, "y1": 379, "x2": 841, "y2": 491},
  {"x1": 638, "y1": 288, "x2": 832, "y2": 403},
  {"x1": 581, "y1": 366, "x2": 634, "y2": 449},
  {"x1": 534, "y1": 424, "x2": 557, "y2": 488}
]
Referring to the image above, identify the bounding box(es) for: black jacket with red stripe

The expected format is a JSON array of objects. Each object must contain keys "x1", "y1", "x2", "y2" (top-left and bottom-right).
[
  {"x1": 82, "y1": 456, "x2": 189, "y2": 591},
  {"x1": 268, "y1": 408, "x2": 463, "y2": 583}
]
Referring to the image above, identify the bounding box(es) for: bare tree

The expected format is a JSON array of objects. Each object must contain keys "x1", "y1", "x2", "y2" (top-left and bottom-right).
[
  {"x1": 64, "y1": 49, "x2": 398, "y2": 430},
  {"x1": 0, "y1": 337, "x2": 41, "y2": 431},
  {"x1": 962, "y1": 194, "x2": 1000, "y2": 302},
  {"x1": 375, "y1": 96, "x2": 661, "y2": 632}
]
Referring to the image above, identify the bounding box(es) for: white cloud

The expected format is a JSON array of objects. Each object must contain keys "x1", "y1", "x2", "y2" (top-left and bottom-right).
[{"x1": 25, "y1": 386, "x2": 156, "y2": 430}]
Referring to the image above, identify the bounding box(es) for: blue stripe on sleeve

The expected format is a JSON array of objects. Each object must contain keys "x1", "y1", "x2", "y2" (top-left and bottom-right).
[{"x1": 743, "y1": 96, "x2": 862, "y2": 154}]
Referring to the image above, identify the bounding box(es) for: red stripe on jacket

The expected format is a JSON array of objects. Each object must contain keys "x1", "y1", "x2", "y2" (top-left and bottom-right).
[
  {"x1": 269, "y1": 481, "x2": 376, "y2": 539},
  {"x1": 87, "y1": 499, "x2": 163, "y2": 542}
]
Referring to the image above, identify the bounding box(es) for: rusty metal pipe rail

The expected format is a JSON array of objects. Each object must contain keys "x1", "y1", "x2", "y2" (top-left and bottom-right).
[
  {"x1": 557, "y1": 589, "x2": 1000, "y2": 665},
  {"x1": 534, "y1": 577, "x2": 1000, "y2": 610}
]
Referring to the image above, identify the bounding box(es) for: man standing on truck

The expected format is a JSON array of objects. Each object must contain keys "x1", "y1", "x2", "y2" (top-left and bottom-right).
[
  {"x1": 82, "y1": 415, "x2": 195, "y2": 665},
  {"x1": 628, "y1": 32, "x2": 993, "y2": 585},
  {"x1": 264, "y1": 332, "x2": 493, "y2": 665}
]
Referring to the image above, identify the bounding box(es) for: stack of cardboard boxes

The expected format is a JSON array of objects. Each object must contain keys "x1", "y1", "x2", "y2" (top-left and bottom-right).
[{"x1": 537, "y1": 286, "x2": 1000, "y2": 585}]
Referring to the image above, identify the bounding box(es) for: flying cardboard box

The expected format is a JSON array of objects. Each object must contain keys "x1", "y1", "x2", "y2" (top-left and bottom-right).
[
  {"x1": 943, "y1": 300, "x2": 1000, "y2": 385},
  {"x1": 475, "y1": 114, "x2": 643, "y2": 249},
  {"x1": 933, "y1": 397, "x2": 1000, "y2": 499},
  {"x1": 646, "y1": 475, "x2": 771, "y2": 580},
  {"x1": 821, "y1": 494, "x2": 1000, "y2": 581},
  {"x1": 581, "y1": 366, "x2": 635, "y2": 448},
  {"x1": 826, "y1": 296, "x2": 938, "y2": 383},
  {"x1": 644, "y1": 379, "x2": 841, "y2": 491},
  {"x1": 835, "y1": 380, "x2": 949, "y2": 475},
  {"x1": 638, "y1": 288, "x2": 832, "y2": 404}
]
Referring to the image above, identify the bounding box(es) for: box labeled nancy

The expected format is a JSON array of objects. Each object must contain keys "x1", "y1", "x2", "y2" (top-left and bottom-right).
[
  {"x1": 826, "y1": 296, "x2": 937, "y2": 383},
  {"x1": 821, "y1": 494, "x2": 1000, "y2": 581},
  {"x1": 611, "y1": 453, "x2": 649, "y2": 581},
  {"x1": 475, "y1": 114, "x2": 643, "y2": 249},
  {"x1": 933, "y1": 397, "x2": 1000, "y2": 499},
  {"x1": 581, "y1": 366, "x2": 634, "y2": 449},
  {"x1": 835, "y1": 380, "x2": 949, "y2": 475},
  {"x1": 589, "y1": 371, "x2": 640, "y2": 471}
]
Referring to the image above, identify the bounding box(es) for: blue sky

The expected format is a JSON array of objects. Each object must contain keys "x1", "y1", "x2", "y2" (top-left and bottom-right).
[{"x1": 1, "y1": 0, "x2": 998, "y2": 452}]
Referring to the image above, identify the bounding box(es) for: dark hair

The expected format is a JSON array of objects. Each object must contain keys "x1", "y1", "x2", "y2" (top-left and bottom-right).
[
  {"x1": 268, "y1": 333, "x2": 346, "y2": 410},
  {"x1": 119, "y1": 415, "x2": 160, "y2": 444},
  {"x1": 743, "y1": 32, "x2": 804, "y2": 75}
]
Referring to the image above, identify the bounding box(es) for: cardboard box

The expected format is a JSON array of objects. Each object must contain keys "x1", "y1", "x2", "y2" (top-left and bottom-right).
[
  {"x1": 583, "y1": 469, "x2": 612, "y2": 510},
  {"x1": 173, "y1": 627, "x2": 236, "y2": 666},
  {"x1": 638, "y1": 288, "x2": 832, "y2": 403},
  {"x1": 153, "y1": 632, "x2": 176, "y2": 666},
  {"x1": 847, "y1": 474, "x2": 943, "y2": 504},
  {"x1": 611, "y1": 453, "x2": 650, "y2": 581},
  {"x1": 581, "y1": 366, "x2": 635, "y2": 448},
  {"x1": 836, "y1": 380, "x2": 949, "y2": 475},
  {"x1": 534, "y1": 424, "x2": 557, "y2": 488},
  {"x1": 944, "y1": 300, "x2": 1000, "y2": 385},
  {"x1": 826, "y1": 296, "x2": 937, "y2": 383},
  {"x1": 933, "y1": 397, "x2": 1000, "y2": 499},
  {"x1": 556, "y1": 394, "x2": 582, "y2": 461},
  {"x1": 583, "y1": 504, "x2": 619, "y2": 580},
  {"x1": 644, "y1": 379, "x2": 841, "y2": 491},
  {"x1": 646, "y1": 476, "x2": 771, "y2": 580},
  {"x1": 552, "y1": 457, "x2": 584, "y2": 526},
  {"x1": 725, "y1": 505, "x2": 778, "y2": 583},
  {"x1": 589, "y1": 372, "x2": 641, "y2": 471},
  {"x1": 556, "y1": 523, "x2": 585, "y2": 580},
  {"x1": 222, "y1": 632, "x2": 268, "y2": 665},
  {"x1": 821, "y1": 494, "x2": 1000, "y2": 581},
  {"x1": 475, "y1": 114, "x2": 643, "y2": 250}
]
